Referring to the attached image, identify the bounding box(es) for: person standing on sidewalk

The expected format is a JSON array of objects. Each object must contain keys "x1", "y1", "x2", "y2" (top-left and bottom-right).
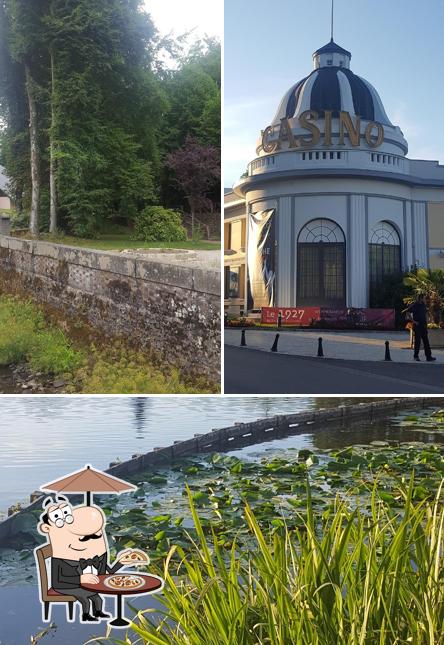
[{"x1": 407, "y1": 294, "x2": 436, "y2": 362}]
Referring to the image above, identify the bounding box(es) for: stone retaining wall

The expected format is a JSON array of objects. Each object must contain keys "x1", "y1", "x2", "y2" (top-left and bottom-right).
[
  {"x1": 107, "y1": 397, "x2": 440, "y2": 477},
  {"x1": 0, "y1": 235, "x2": 220, "y2": 383}
]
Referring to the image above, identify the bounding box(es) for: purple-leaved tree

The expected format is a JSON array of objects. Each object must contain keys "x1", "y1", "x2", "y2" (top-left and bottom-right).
[{"x1": 166, "y1": 136, "x2": 220, "y2": 238}]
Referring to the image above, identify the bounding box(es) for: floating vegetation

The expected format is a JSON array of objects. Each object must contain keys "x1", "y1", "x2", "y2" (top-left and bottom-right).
[{"x1": 99, "y1": 442, "x2": 444, "y2": 568}]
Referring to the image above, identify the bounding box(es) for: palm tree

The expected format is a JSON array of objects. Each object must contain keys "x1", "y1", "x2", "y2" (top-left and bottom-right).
[{"x1": 403, "y1": 268, "x2": 444, "y2": 324}]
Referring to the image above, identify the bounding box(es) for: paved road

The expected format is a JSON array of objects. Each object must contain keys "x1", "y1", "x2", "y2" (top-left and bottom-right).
[{"x1": 224, "y1": 345, "x2": 444, "y2": 394}]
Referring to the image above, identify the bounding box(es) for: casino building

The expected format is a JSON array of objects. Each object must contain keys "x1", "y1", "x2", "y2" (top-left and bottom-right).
[{"x1": 224, "y1": 38, "x2": 444, "y2": 314}]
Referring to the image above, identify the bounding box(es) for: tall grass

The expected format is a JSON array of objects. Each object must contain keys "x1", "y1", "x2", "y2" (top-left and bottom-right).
[
  {"x1": 115, "y1": 478, "x2": 443, "y2": 645},
  {"x1": 0, "y1": 295, "x2": 83, "y2": 374}
]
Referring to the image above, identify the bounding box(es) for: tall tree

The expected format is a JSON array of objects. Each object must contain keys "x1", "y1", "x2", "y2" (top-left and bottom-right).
[
  {"x1": 43, "y1": 0, "x2": 164, "y2": 235},
  {"x1": 166, "y1": 136, "x2": 220, "y2": 238},
  {"x1": 4, "y1": 0, "x2": 49, "y2": 234},
  {"x1": 159, "y1": 39, "x2": 220, "y2": 212},
  {"x1": 0, "y1": 2, "x2": 29, "y2": 215}
]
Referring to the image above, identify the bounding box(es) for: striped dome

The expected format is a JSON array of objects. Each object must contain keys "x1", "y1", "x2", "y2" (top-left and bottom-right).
[{"x1": 273, "y1": 41, "x2": 393, "y2": 127}]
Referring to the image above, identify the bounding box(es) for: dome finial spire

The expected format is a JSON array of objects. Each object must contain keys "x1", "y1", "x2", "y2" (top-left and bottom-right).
[{"x1": 331, "y1": 0, "x2": 334, "y2": 41}]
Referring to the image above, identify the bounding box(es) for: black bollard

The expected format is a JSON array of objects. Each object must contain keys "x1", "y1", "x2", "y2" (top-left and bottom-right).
[
  {"x1": 317, "y1": 337, "x2": 324, "y2": 357},
  {"x1": 271, "y1": 333, "x2": 279, "y2": 352},
  {"x1": 241, "y1": 329, "x2": 247, "y2": 346},
  {"x1": 384, "y1": 340, "x2": 391, "y2": 361},
  {"x1": 277, "y1": 312, "x2": 282, "y2": 329}
]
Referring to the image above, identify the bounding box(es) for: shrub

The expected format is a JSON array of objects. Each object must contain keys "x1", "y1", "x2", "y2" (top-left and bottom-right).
[{"x1": 133, "y1": 206, "x2": 187, "y2": 242}]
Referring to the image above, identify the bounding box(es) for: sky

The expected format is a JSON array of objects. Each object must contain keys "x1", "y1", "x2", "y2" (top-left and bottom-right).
[
  {"x1": 224, "y1": 0, "x2": 444, "y2": 187},
  {"x1": 145, "y1": 0, "x2": 222, "y2": 39}
]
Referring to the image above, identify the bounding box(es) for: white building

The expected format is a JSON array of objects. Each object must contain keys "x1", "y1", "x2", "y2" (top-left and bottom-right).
[{"x1": 225, "y1": 39, "x2": 444, "y2": 314}]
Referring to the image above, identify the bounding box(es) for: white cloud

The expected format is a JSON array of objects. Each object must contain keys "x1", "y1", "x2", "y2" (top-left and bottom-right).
[{"x1": 144, "y1": 0, "x2": 222, "y2": 38}]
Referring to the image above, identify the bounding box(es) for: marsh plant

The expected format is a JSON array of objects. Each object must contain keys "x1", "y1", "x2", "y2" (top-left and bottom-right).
[{"x1": 92, "y1": 477, "x2": 444, "y2": 645}]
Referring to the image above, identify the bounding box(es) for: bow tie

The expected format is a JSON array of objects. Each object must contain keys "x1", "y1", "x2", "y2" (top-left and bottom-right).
[{"x1": 79, "y1": 556, "x2": 101, "y2": 571}]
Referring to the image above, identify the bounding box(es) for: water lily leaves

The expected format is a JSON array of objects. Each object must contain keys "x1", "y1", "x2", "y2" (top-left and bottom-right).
[
  {"x1": 192, "y1": 491, "x2": 210, "y2": 506},
  {"x1": 146, "y1": 474, "x2": 168, "y2": 485},
  {"x1": 151, "y1": 514, "x2": 172, "y2": 523}
]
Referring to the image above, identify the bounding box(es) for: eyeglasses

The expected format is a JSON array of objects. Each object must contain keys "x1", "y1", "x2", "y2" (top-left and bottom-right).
[
  {"x1": 48, "y1": 504, "x2": 74, "y2": 527},
  {"x1": 53, "y1": 515, "x2": 74, "y2": 528}
]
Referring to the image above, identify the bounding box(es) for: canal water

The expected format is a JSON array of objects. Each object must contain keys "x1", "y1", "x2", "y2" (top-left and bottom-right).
[{"x1": 0, "y1": 396, "x2": 355, "y2": 514}]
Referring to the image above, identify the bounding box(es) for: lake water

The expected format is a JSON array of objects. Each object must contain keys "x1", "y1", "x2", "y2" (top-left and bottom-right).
[
  {"x1": 0, "y1": 396, "x2": 441, "y2": 645},
  {"x1": 0, "y1": 396, "x2": 352, "y2": 513}
]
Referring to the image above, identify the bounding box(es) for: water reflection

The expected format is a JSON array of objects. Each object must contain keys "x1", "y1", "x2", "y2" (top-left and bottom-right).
[
  {"x1": 132, "y1": 398, "x2": 150, "y2": 437},
  {"x1": 0, "y1": 396, "x2": 326, "y2": 511}
]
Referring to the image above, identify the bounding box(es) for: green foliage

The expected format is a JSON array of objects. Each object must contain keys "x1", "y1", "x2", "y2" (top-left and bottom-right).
[
  {"x1": 403, "y1": 267, "x2": 444, "y2": 323},
  {"x1": 0, "y1": 4, "x2": 220, "y2": 237},
  {"x1": 159, "y1": 39, "x2": 221, "y2": 212},
  {"x1": 34, "y1": 231, "x2": 216, "y2": 250},
  {"x1": 110, "y1": 477, "x2": 444, "y2": 645},
  {"x1": 133, "y1": 205, "x2": 187, "y2": 242},
  {"x1": 78, "y1": 345, "x2": 208, "y2": 394},
  {"x1": 0, "y1": 296, "x2": 39, "y2": 364},
  {"x1": 0, "y1": 295, "x2": 83, "y2": 373},
  {"x1": 0, "y1": 295, "x2": 215, "y2": 392},
  {"x1": 191, "y1": 221, "x2": 204, "y2": 243},
  {"x1": 29, "y1": 328, "x2": 83, "y2": 373},
  {"x1": 369, "y1": 271, "x2": 410, "y2": 327}
]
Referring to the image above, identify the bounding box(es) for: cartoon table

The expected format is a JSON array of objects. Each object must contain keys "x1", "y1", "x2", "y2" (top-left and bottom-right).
[{"x1": 81, "y1": 573, "x2": 163, "y2": 627}]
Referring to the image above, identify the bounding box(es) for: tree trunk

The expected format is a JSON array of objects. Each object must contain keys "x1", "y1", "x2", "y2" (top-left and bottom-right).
[
  {"x1": 49, "y1": 46, "x2": 57, "y2": 233},
  {"x1": 190, "y1": 208, "x2": 195, "y2": 239},
  {"x1": 25, "y1": 64, "x2": 39, "y2": 236}
]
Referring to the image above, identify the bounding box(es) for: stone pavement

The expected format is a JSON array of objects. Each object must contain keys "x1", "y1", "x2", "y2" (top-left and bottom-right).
[{"x1": 224, "y1": 328, "x2": 444, "y2": 363}]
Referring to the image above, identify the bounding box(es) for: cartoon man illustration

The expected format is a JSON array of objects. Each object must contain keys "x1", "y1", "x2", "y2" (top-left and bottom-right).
[{"x1": 37, "y1": 495, "x2": 140, "y2": 622}]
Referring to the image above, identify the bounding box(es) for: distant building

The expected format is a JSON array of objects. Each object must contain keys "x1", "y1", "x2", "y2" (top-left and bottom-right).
[
  {"x1": 225, "y1": 39, "x2": 444, "y2": 314},
  {"x1": 0, "y1": 167, "x2": 12, "y2": 211}
]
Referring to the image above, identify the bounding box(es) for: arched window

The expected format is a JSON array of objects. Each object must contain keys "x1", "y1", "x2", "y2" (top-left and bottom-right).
[
  {"x1": 368, "y1": 221, "x2": 401, "y2": 296},
  {"x1": 297, "y1": 219, "x2": 346, "y2": 306}
]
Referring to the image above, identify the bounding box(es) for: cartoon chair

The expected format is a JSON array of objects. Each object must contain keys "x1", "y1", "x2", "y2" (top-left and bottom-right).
[{"x1": 35, "y1": 543, "x2": 77, "y2": 621}]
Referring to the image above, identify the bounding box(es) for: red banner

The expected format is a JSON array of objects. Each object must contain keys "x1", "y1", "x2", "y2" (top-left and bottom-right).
[
  {"x1": 261, "y1": 307, "x2": 395, "y2": 329},
  {"x1": 261, "y1": 307, "x2": 320, "y2": 326}
]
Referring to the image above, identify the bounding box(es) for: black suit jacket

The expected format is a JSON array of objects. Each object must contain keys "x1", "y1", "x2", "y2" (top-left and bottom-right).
[{"x1": 51, "y1": 553, "x2": 122, "y2": 589}]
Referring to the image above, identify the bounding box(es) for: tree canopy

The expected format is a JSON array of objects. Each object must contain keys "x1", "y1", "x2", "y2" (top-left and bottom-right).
[{"x1": 0, "y1": 1, "x2": 220, "y2": 238}]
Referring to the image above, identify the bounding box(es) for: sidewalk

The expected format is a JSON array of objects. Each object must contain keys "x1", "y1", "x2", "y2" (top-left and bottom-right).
[{"x1": 224, "y1": 328, "x2": 444, "y2": 363}]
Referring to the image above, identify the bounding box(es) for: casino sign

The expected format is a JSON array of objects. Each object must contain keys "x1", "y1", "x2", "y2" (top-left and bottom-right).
[{"x1": 262, "y1": 110, "x2": 384, "y2": 152}]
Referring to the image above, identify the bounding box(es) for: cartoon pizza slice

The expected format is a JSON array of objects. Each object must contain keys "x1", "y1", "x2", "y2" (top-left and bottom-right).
[{"x1": 120, "y1": 549, "x2": 150, "y2": 565}]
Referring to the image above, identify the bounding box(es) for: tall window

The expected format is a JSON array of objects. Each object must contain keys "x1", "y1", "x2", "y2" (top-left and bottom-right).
[
  {"x1": 369, "y1": 221, "x2": 401, "y2": 296},
  {"x1": 297, "y1": 219, "x2": 346, "y2": 307},
  {"x1": 225, "y1": 219, "x2": 245, "y2": 252},
  {"x1": 224, "y1": 265, "x2": 245, "y2": 299}
]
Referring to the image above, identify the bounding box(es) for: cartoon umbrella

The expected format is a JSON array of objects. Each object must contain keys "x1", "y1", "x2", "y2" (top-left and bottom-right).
[{"x1": 40, "y1": 464, "x2": 137, "y2": 505}]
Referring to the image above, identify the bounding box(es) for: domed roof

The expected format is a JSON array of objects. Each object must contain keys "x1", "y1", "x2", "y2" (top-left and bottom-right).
[
  {"x1": 272, "y1": 40, "x2": 393, "y2": 127},
  {"x1": 313, "y1": 40, "x2": 351, "y2": 58}
]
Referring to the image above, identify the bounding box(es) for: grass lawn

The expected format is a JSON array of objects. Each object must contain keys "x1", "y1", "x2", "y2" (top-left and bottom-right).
[{"x1": 36, "y1": 232, "x2": 220, "y2": 251}]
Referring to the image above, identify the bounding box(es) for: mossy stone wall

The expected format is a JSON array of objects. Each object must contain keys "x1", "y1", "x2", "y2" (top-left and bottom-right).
[{"x1": 0, "y1": 235, "x2": 220, "y2": 383}]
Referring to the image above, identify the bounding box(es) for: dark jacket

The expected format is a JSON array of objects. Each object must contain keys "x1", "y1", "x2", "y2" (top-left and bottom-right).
[
  {"x1": 51, "y1": 553, "x2": 122, "y2": 590},
  {"x1": 408, "y1": 301, "x2": 428, "y2": 327}
]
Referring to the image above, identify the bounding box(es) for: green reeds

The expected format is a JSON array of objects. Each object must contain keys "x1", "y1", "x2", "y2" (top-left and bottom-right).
[{"x1": 103, "y1": 477, "x2": 443, "y2": 645}]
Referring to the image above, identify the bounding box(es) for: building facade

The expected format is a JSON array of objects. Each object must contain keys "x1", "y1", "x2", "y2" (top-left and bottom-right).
[{"x1": 225, "y1": 39, "x2": 444, "y2": 314}]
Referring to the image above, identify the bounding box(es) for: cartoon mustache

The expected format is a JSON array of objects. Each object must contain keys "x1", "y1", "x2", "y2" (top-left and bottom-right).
[{"x1": 78, "y1": 532, "x2": 102, "y2": 542}]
